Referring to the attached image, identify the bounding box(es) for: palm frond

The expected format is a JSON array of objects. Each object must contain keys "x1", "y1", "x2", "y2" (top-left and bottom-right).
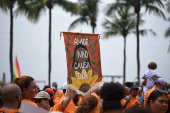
[
  {"x1": 166, "y1": 1, "x2": 170, "y2": 13},
  {"x1": 68, "y1": 17, "x2": 88, "y2": 31},
  {"x1": 53, "y1": 0, "x2": 80, "y2": 15},
  {"x1": 165, "y1": 27, "x2": 170, "y2": 38},
  {"x1": 15, "y1": 0, "x2": 46, "y2": 23},
  {"x1": 105, "y1": 2, "x2": 126, "y2": 16},
  {"x1": 146, "y1": 4, "x2": 166, "y2": 20},
  {"x1": 135, "y1": 29, "x2": 156, "y2": 36},
  {"x1": 0, "y1": 0, "x2": 16, "y2": 12}
]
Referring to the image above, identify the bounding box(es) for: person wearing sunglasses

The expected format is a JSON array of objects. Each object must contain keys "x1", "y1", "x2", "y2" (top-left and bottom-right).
[
  {"x1": 126, "y1": 85, "x2": 140, "y2": 109},
  {"x1": 0, "y1": 83, "x2": 22, "y2": 113},
  {"x1": 34, "y1": 91, "x2": 51, "y2": 111},
  {"x1": 147, "y1": 89, "x2": 169, "y2": 113}
]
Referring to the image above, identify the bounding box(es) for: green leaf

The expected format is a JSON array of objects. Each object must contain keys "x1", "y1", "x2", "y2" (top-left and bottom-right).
[
  {"x1": 97, "y1": 61, "x2": 100, "y2": 67},
  {"x1": 65, "y1": 48, "x2": 68, "y2": 52},
  {"x1": 94, "y1": 39, "x2": 97, "y2": 47},
  {"x1": 91, "y1": 61, "x2": 96, "y2": 65},
  {"x1": 94, "y1": 68, "x2": 98, "y2": 72},
  {"x1": 69, "y1": 81, "x2": 72, "y2": 84},
  {"x1": 67, "y1": 64, "x2": 69, "y2": 67},
  {"x1": 92, "y1": 50, "x2": 96, "y2": 54},
  {"x1": 70, "y1": 56, "x2": 74, "y2": 59},
  {"x1": 76, "y1": 32, "x2": 79, "y2": 36},
  {"x1": 67, "y1": 43, "x2": 71, "y2": 46},
  {"x1": 82, "y1": 34, "x2": 86, "y2": 39},
  {"x1": 88, "y1": 36, "x2": 90, "y2": 42},
  {"x1": 88, "y1": 46, "x2": 92, "y2": 49},
  {"x1": 99, "y1": 73, "x2": 102, "y2": 77},
  {"x1": 69, "y1": 70, "x2": 71, "y2": 75},
  {"x1": 67, "y1": 35, "x2": 70, "y2": 41},
  {"x1": 67, "y1": 77, "x2": 70, "y2": 81}
]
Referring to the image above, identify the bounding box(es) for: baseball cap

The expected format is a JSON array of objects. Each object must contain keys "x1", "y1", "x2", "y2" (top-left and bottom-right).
[
  {"x1": 157, "y1": 78, "x2": 167, "y2": 91},
  {"x1": 63, "y1": 82, "x2": 67, "y2": 90},
  {"x1": 45, "y1": 88, "x2": 55, "y2": 99},
  {"x1": 130, "y1": 85, "x2": 139, "y2": 91},
  {"x1": 34, "y1": 91, "x2": 50, "y2": 100}
]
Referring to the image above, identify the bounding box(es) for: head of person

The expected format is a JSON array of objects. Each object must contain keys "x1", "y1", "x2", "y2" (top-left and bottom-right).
[
  {"x1": 13, "y1": 76, "x2": 36, "y2": 100},
  {"x1": 75, "y1": 94, "x2": 98, "y2": 113},
  {"x1": 44, "y1": 88, "x2": 55, "y2": 107},
  {"x1": 43, "y1": 85, "x2": 50, "y2": 90},
  {"x1": 100, "y1": 82, "x2": 125, "y2": 113},
  {"x1": 154, "y1": 80, "x2": 163, "y2": 90},
  {"x1": 137, "y1": 87, "x2": 143, "y2": 97},
  {"x1": 34, "y1": 91, "x2": 51, "y2": 111},
  {"x1": 148, "y1": 62, "x2": 157, "y2": 70},
  {"x1": 147, "y1": 90, "x2": 169, "y2": 113},
  {"x1": 1, "y1": 83, "x2": 22, "y2": 109},
  {"x1": 157, "y1": 78, "x2": 167, "y2": 91},
  {"x1": 52, "y1": 82, "x2": 57, "y2": 90},
  {"x1": 130, "y1": 85, "x2": 139, "y2": 98},
  {"x1": 62, "y1": 82, "x2": 67, "y2": 96},
  {"x1": 124, "y1": 86, "x2": 130, "y2": 96}
]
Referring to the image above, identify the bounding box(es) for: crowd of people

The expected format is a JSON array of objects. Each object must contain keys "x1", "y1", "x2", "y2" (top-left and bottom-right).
[{"x1": 0, "y1": 62, "x2": 170, "y2": 113}]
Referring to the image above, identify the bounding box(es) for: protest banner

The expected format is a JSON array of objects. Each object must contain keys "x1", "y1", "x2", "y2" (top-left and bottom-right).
[{"x1": 63, "y1": 32, "x2": 102, "y2": 95}]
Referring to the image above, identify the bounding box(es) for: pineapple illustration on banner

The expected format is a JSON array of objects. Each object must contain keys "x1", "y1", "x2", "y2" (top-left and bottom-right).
[{"x1": 63, "y1": 32, "x2": 102, "y2": 95}]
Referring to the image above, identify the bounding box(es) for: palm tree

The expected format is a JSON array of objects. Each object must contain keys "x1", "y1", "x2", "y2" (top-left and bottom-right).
[
  {"x1": 106, "y1": 0, "x2": 165, "y2": 85},
  {"x1": 68, "y1": 0, "x2": 100, "y2": 33},
  {"x1": 103, "y1": 7, "x2": 137, "y2": 84},
  {"x1": 21, "y1": 0, "x2": 79, "y2": 86},
  {"x1": 0, "y1": 0, "x2": 41, "y2": 82},
  {"x1": 165, "y1": 1, "x2": 170, "y2": 53}
]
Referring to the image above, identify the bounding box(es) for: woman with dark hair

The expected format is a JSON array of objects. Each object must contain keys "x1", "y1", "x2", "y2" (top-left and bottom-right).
[
  {"x1": 100, "y1": 82, "x2": 125, "y2": 113},
  {"x1": 75, "y1": 94, "x2": 98, "y2": 113},
  {"x1": 147, "y1": 90, "x2": 169, "y2": 113},
  {"x1": 13, "y1": 75, "x2": 37, "y2": 106}
]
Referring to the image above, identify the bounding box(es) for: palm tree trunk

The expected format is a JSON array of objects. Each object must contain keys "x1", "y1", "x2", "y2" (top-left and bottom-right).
[
  {"x1": 48, "y1": 8, "x2": 52, "y2": 87},
  {"x1": 136, "y1": 12, "x2": 140, "y2": 86},
  {"x1": 92, "y1": 26, "x2": 95, "y2": 33},
  {"x1": 10, "y1": 7, "x2": 13, "y2": 82},
  {"x1": 123, "y1": 36, "x2": 126, "y2": 85}
]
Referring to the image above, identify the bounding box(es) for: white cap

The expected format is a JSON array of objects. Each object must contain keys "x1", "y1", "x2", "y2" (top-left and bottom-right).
[
  {"x1": 63, "y1": 82, "x2": 67, "y2": 89},
  {"x1": 34, "y1": 91, "x2": 50, "y2": 100},
  {"x1": 157, "y1": 78, "x2": 166, "y2": 86}
]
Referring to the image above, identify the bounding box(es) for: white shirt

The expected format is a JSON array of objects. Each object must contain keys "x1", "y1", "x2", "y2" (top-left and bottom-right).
[{"x1": 142, "y1": 70, "x2": 161, "y2": 89}]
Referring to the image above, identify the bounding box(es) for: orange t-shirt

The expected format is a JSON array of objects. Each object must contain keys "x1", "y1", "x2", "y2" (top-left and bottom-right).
[
  {"x1": 51, "y1": 102, "x2": 63, "y2": 112},
  {"x1": 144, "y1": 89, "x2": 155, "y2": 108},
  {"x1": 168, "y1": 95, "x2": 170, "y2": 99},
  {"x1": 55, "y1": 90, "x2": 63, "y2": 99},
  {"x1": 0, "y1": 108, "x2": 19, "y2": 113},
  {"x1": 22, "y1": 99, "x2": 38, "y2": 106},
  {"x1": 51, "y1": 96, "x2": 82, "y2": 113},
  {"x1": 120, "y1": 99, "x2": 126, "y2": 105},
  {"x1": 91, "y1": 92, "x2": 100, "y2": 113},
  {"x1": 126, "y1": 96, "x2": 140, "y2": 108}
]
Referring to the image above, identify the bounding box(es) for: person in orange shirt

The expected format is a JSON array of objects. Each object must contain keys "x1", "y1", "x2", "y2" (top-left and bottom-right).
[
  {"x1": 144, "y1": 80, "x2": 164, "y2": 108},
  {"x1": 51, "y1": 87, "x2": 78, "y2": 112},
  {"x1": 13, "y1": 76, "x2": 38, "y2": 106},
  {"x1": 52, "y1": 82, "x2": 63, "y2": 99},
  {"x1": 34, "y1": 91, "x2": 52, "y2": 111},
  {"x1": 0, "y1": 83, "x2": 22, "y2": 113},
  {"x1": 126, "y1": 85, "x2": 140, "y2": 108}
]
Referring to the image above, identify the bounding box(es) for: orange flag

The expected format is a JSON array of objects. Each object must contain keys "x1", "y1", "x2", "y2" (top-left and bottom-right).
[{"x1": 63, "y1": 32, "x2": 102, "y2": 95}]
